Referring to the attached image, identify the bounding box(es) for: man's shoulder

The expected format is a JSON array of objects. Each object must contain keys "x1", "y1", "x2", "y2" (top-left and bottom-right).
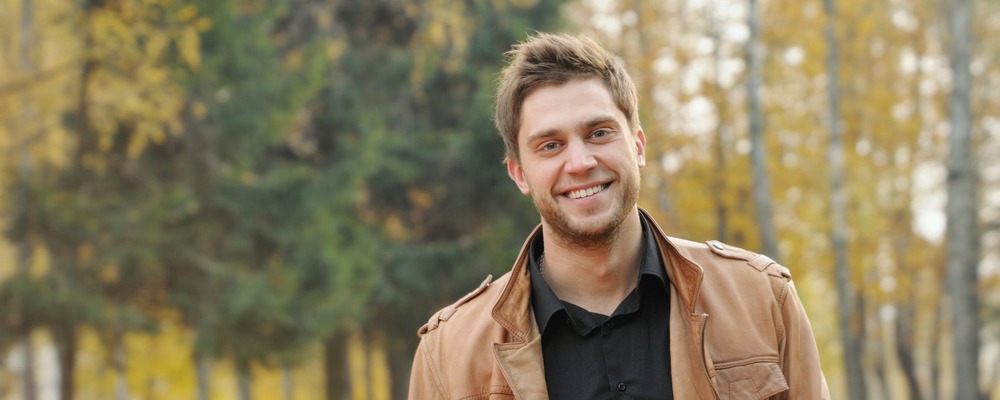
[
  {"x1": 667, "y1": 237, "x2": 792, "y2": 281},
  {"x1": 416, "y1": 271, "x2": 512, "y2": 339}
]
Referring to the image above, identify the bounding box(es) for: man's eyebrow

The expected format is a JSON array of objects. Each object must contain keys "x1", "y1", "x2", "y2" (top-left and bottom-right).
[
  {"x1": 524, "y1": 115, "x2": 621, "y2": 143},
  {"x1": 525, "y1": 129, "x2": 560, "y2": 144},
  {"x1": 583, "y1": 115, "x2": 619, "y2": 129}
]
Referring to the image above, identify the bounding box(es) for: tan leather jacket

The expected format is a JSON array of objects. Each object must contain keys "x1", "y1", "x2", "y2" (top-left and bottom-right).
[{"x1": 409, "y1": 209, "x2": 830, "y2": 399}]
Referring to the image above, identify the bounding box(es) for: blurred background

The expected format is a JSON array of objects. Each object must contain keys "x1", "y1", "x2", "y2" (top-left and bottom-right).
[{"x1": 0, "y1": 0, "x2": 998, "y2": 399}]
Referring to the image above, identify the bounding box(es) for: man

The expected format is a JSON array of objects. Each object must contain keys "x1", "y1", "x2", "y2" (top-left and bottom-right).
[{"x1": 409, "y1": 32, "x2": 830, "y2": 400}]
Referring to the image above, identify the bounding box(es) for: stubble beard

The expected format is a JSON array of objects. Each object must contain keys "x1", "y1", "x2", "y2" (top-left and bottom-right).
[{"x1": 533, "y1": 168, "x2": 641, "y2": 250}]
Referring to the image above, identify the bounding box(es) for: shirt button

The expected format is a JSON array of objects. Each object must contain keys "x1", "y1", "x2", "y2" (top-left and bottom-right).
[
  {"x1": 617, "y1": 382, "x2": 627, "y2": 392},
  {"x1": 607, "y1": 322, "x2": 615, "y2": 329}
]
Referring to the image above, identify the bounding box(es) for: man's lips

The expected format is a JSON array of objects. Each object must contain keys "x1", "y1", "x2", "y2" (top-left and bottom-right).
[{"x1": 563, "y1": 183, "x2": 610, "y2": 200}]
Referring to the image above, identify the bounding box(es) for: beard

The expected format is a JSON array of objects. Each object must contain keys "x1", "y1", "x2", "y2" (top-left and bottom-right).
[{"x1": 532, "y1": 166, "x2": 641, "y2": 249}]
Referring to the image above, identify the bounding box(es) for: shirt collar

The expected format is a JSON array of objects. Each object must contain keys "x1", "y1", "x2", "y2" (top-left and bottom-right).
[{"x1": 529, "y1": 211, "x2": 669, "y2": 334}]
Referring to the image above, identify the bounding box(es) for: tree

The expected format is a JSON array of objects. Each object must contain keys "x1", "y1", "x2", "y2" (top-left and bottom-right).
[
  {"x1": 945, "y1": 0, "x2": 981, "y2": 397},
  {"x1": 314, "y1": 0, "x2": 565, "y2": 395},
  {"x1": 747, "y1": 0, "x2": 780, "y2": 260},
  {"x1": 1, "y1": 1, "x2": 205, "y2": 398},
  {"x1": 823, "y1": 0, "x2": 866, "y2": 397}
]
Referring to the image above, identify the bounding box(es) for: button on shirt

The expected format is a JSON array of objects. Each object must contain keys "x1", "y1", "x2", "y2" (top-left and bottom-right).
[{"x1": 528, "y1": 214, "x2": 673, "y2": 399}]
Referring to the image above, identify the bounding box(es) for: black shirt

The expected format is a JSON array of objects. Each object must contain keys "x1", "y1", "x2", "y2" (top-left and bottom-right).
[{"x1": 528, "y1": 214, "x2": 673, "y2": 399}]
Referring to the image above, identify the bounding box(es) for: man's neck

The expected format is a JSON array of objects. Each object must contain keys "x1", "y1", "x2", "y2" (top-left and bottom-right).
[{"x1": 539, "y1": 209, "x2": 644, "y2": 316}]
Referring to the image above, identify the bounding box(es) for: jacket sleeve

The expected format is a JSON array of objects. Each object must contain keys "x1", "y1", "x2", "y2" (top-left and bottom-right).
[
  {"x1": 408, "y1": 335, "x2": 445, "y2": 400},
  {"x1": 777, "y1": 279, "x2": 831, "y2": 400}
]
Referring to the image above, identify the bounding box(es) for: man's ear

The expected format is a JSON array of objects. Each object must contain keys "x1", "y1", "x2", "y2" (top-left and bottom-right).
[
  {"x1": 506, "y1": 159, "x2": 532, "y2": 195},
  {"x1": 635, "y1": 129, "x2": 647, "y2": 168}
]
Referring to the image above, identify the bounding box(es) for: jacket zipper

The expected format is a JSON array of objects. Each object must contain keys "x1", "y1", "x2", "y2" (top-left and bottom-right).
[{"x1": 699, "y1": 314, "x2": 720, "y2": 399}]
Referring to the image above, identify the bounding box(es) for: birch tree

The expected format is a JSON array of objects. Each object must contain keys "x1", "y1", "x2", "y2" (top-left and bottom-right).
[
  {"x1": 747, "y1": 0, "x2": 780, "y2": 259},
  {"x1": 945, "y1": 0, "x2": 981, "y2": 397},
  {"x1": 823, "y1": 0, "x2": 867, "y2": 397}
]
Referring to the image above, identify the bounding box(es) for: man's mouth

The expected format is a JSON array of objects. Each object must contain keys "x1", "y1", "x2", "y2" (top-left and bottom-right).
[{"x1": 565, "y1": 183, "x2": 610, "y2": 200}]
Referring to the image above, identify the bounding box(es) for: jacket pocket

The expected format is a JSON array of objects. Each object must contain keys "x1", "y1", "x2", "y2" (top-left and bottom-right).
[{"x1": 714, "y1": 360, "x2": 788, "y2": 400}]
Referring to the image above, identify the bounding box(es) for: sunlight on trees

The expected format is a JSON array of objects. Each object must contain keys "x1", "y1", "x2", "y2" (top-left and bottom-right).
[{"x1": 1, "y1": 0, "x2": 998, "y2": 399}]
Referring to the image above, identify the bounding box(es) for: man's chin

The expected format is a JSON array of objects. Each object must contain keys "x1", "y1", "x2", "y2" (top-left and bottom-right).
[{"x1": 545, "y1": 213, "x2": 620, "y2": 243}]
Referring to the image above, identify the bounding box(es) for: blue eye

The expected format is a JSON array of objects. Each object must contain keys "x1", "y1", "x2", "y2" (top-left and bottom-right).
[
  {"x1": 592, "y1": 129, "x2": 610, "y2": 138},
  {"x1": 542, "y1": 142, "x2": 560, "y2": 151}
]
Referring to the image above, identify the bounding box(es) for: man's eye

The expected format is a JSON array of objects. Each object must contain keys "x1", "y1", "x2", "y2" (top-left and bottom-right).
[
  {"x1": 592, "y1": 129, "x2": 610, "y2": 138},
  {"x1": 542, "y1": 142, "x2": 560, "y2": 151}
]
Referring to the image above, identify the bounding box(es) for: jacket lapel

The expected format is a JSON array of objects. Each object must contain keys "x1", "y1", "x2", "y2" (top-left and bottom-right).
[
  {"x1": 494, "y1": 323, "x2": 547, "y2": 399},
  {"x1": 492, "y1": 225, "x2": 549, "y2": 398},
  {"x1": 667, "y1": 290, "x2": 721, "y2": 399},
  {"x1": 493, "y1": 211, "x2": 722, "y2": 399},
  {"x1": 646, "y1": 209, "x2": 720, "y2": 399}
]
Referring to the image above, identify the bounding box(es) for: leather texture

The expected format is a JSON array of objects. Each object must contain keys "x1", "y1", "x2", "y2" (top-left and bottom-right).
[{"x1": 408, "y1": 208, "x2": 830, "y2": 400}]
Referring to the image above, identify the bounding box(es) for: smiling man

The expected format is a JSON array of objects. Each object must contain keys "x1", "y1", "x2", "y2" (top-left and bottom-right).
[{"x1": 409, "y1": 33, "x2": 830, "y2": 400}]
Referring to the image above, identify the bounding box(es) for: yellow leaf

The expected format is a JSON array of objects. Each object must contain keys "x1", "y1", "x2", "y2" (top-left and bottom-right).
[
  {"x1": 195, "y1": 17, "x2": 213, "y2": 32},
  {"x1": 348, "y1": 333, "x2": 371, "y2": 400},
  {"x1": 192, "y1": 101, "x2": 207, "y2": 119},
  {"x1": 77, "y1": 244, "x2": 95, "y2": 265},
  {"x1": 0, "y1": 239, "x2": 15, "y2": 284},
  {"x1": 407, "y1": 188, "x2": 433, "y2": 209},
  {"x1": 142, "y1": 66, "x2": 167, "y2": 84},
  {"x1": 383, "y1": 214, "x2": 409, "y2": 241},
  {"x1": 283, "y1": 49, "x2": 303, "y2": 71},
  {"x1": 326, "y1": 38, "x2": 347, "y2": 61},
  {"x1": 427, "y1": 22, "x2": 445, "y2": 46},
  {"x1": 99, "y1": 264, "x2": 119, "y2": 284},
  {"x1": 145, "y1": 32, "x2": 170, "y2": 59},
  {"x1": 178, "y1": 27, "x2": 201, "y2": 70},
  {"x1": 129, "y1": 118, "x2": 168, "y2": 158},
  {"x1": 30, "y1": 243, "x2": 49, "y2": 278},
  {"x1": 177, "y1": 4, "x2": 198, "y2": 22}
]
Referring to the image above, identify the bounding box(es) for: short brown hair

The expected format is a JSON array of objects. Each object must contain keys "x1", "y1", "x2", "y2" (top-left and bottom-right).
[{"x1": 494, "y1": 32, "x2": 641, "y2": 164}]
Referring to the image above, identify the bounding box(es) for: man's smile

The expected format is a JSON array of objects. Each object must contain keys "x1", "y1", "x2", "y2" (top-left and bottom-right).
[{"x1": 564, "y1": 183, "x2": 610, "y2": 199}]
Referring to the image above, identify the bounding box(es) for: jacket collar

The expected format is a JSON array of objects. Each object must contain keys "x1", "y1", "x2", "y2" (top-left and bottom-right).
[
  {"x1": 489, "y1": 207, "x2": 712, "y2": 398},
  {"x1": 640, "y1": 208, "x2": 705, "y2": 315},
  {"x1": 490, "y1": 224, "x2": 545, "y2": 398},
  {"x1": 490, "y1": 223, "x2": 540, "y2": 342},
  {"x1": 492, "y1": 207, "x2": 706, "y2": 328}
]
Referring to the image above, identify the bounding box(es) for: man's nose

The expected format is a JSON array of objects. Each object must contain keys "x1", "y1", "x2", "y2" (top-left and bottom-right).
[{"x1": 564, "y1": 141, "x2": 597, "y2": 174}]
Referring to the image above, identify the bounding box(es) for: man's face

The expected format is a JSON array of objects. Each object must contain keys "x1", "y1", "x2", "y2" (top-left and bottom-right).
[{"x1": 507, "y1": 78, "x2": 646, "y2": 246}]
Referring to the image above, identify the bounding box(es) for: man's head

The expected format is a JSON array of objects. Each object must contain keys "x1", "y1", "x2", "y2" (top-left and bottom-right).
[
  {"x1": 497, "y1": 33, "x2": 646, "y2": 247},
  {"x1": 494, "y1": 33, "x2": 641, "y2": 165}
]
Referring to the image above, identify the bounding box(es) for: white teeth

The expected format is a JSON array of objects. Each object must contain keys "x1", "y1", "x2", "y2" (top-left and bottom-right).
[{"x1": 567, "y1": 184, "x2": 606, "y2": 199}]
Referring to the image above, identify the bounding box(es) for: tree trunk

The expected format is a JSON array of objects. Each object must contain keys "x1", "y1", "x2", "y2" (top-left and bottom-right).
[
  {"x1": 324, "y1": 333, "x2": 349, "y2": 400},
  {"x1": 874, "y1": 336, "x2": 892, "y2": 400},
  {"x1": 945, "y1": 0, "x2": 981, "y2": 398},
  {"x1": 113, "y1": 332, "x2": 128, "y2": 400},
  {"x1": 991, "y1": 356, "x2": 1000, "y2": 400},
  {"x1": 236, "y1": 361, "x2": 252, "y2": 400},
  {"x1": 930, "y1": 300, "x2": 943, "y2": 400},
  {"x1": 195, "y1": 354, "x2": 211, "y2": 400},
  {"x1": 710, "y1": 0, "x2": 729, "y2": 243},
  {"x1": 21, "y1": 336, "x2": 38, "y2": 400},
  {"x1": 388, "y1": 337, "x2": 414, "y2": 400},
  {"x1": 369, "y1": 332, "x2": 390, "y2": 400},
  {"x1": 17, "y1": 3, "x2": 39, "y2": 395},
  {"x1": 20, "y1": 0, "x2": 34, "y2": 69},
  {"x1": 19, "y1": 241, "x2": 37, "y2": 400},
  {"x1": 282, "y1": 365, "x2": 293, "y2": 400},
  {"x1": 746, "y1": 0, "x2": 779, "y2": 260},
  {"x1": 823, "y1": 0, "x2": 867, "y2": 397},
  {"x1": 895, "y1": 301, "x2": 922, "y2": 399},
  {"x1": 52, "y1": 325, "x2": 76, "y2": 400}
]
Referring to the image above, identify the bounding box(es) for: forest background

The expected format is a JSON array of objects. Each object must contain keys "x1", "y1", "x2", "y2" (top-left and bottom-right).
[{"x1": 1, "y1": 0, "x2": 998, "y2": 399}]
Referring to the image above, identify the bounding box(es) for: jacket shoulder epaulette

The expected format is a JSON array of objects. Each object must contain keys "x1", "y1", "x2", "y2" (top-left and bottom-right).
[
  {"x1": 705, "y1": 240, "x2": 791, "y2": 280},
  {"x1": 417, "y1": 274, "x2": 494, "y2": 337}
]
